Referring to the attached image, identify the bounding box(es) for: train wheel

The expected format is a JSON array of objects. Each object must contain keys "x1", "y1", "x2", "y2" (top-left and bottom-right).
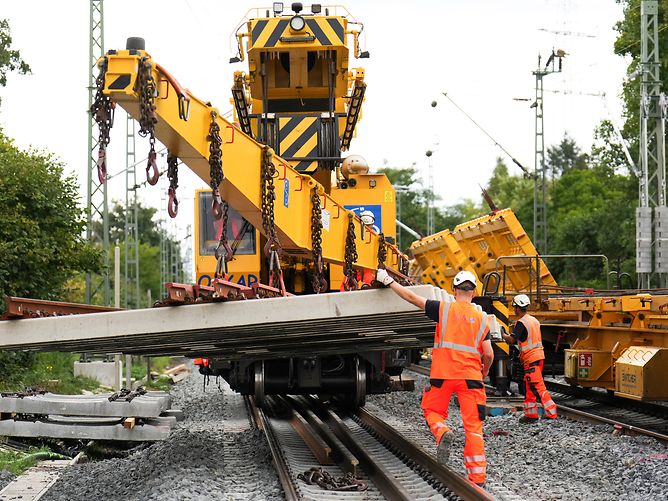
[
  {"x1": 336, "y1": 357, "x2": 366, "y2": 408},
  {"x1": 254, "y1": 361, "x2": 266, "y2": 408}
]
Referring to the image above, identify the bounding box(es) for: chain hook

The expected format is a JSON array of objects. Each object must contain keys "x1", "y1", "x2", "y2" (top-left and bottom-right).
[
  {"x1": 167, "y1": 187, "x2": 179, "y2": 218},
  {"x1": 96, "y1": 147, "x2": 107, "y2": 184},
  {"x1": 146, "y1": 148, "x2": 159, "y2": 185}
]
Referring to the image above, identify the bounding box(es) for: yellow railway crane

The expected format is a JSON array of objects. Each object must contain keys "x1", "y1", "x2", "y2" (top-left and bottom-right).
[
  {"x1": 411, "y1": 208, "x2": 668, "y2": 401},
  {"x1": 92, "y1": 4, "x2": 414, "y2": 405}
]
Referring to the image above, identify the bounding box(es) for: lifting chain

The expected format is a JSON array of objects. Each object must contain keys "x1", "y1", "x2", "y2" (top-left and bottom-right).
[
  {"x1": 343, "y1": 213, "x2": 359, "y2": 291},
  {"x1": 377, "y1": 232, "x2": 387, "y2": 269},
  {"x1": 310, "y1": 188, "x2": 327, "y2": 293},
  {"x1": 208, "y1": 111, "x2": 224, "y2": 220},
  {"x1": 399, "y1": 254, "x2": 409, "y2": 276},
  {"x1": 167, "y1": 153, "x2": 179, "y2": 218},
  {"x1": 90, "y1": 56, "x2": 114, "y2": 185},
  {"x1": 297, "y1": 468, "x2": 367, "y2": 492},
  {"x1": 137, "y1": 56, "x2": 159, "y2": 186},
  {"x1": 214, "y1": 201, "x2": 233, "y2": 279},
  {"x1": 261, "y1": 146, "x2": 286, "y2": 295}
]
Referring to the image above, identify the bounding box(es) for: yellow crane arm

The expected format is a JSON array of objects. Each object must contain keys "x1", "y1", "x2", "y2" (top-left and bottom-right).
[{"x1": 101, "y1": 49, "x2": 405, "y2": 272}]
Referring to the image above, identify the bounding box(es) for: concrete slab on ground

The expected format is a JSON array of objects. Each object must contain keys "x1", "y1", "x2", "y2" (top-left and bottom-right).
[
  {"x1": 0, "y1": 419, "x2": 173, "y2": 441},
  {"x1": 0, "y1": 459, "x2": 70, "y2": 501},
  {"x1": 0, "y1": 392, "x2": 171, "y2": 418}
]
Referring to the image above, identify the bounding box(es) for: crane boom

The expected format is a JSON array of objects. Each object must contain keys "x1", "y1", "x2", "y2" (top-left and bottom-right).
[{"x1": 101, "y1": 49, "x2": 405, "y2": 272}]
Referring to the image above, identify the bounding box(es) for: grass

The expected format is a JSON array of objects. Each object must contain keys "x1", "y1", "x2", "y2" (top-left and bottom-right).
[{"x1": 0, "y1": 352, "x2": 99, "y2": 394}]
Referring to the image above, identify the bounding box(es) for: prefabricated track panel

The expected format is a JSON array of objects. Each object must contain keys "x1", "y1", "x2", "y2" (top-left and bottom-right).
[
  {"x1": 0, "y1": 392, "x2": 171, "y2": 418},
  {"x1": 0, "y1": 286, "x2": 450, "y2": 359}
]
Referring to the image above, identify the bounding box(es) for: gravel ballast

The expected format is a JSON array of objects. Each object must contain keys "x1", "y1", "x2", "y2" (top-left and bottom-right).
[
  {"x1": 41, "y1": 368, "x2": 282, "y2": 501},
  {"x1": 368, "y1": 372, "x2": 668, "y2": 501},
  {"x1": 0, "y1": 470, "x2": 16, "y2": 491}
]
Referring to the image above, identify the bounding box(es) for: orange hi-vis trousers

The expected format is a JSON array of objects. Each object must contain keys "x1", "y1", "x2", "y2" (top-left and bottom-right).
[
  {"x1": 421, "y1": 379, "x2": 487, "y2": 484},
  {"x1": 524, "y1": 359, "x2": 557, "y2": 419}
]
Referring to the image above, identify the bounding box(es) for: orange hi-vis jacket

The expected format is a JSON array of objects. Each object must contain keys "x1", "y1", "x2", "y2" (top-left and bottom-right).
[
  {"x1": 517, "y1": 314, "x2": 545, "y2": 364},
  {"x1": 431, "y1": 301, "x2": 489, "y2": 380}
]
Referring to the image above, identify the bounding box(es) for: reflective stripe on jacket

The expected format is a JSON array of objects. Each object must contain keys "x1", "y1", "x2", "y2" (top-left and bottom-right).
[
  {"x1": 431, "y1": 301, "x2": 489, "y2": 380},
  {"x1": 518, "y1": 314, "x2": 545, "y2": 364}
]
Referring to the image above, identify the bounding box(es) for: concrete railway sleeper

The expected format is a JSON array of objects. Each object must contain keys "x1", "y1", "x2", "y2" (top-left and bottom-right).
[{"x1": 252, "y1": 394, "x2": 492, "y2": 500}]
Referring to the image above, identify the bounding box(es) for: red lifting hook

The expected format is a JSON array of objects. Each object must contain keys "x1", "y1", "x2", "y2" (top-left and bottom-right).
[
  {"x1": 211, "y1": 190, "x2": 223, "y2": 220},
  {"x1": 146, "y1": 150, "x2": 159, "y2": 186},
  {"x1": 168, "y1": 188, "x2": 179, "y2": 218},
  {"x1": 97, "y1": 149, "x2": 107, "y2": 184}
]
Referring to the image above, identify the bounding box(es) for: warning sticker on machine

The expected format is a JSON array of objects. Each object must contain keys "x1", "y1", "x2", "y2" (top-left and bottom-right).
[
  {"x1": 321, "y1": 208, "x2": 330, "y2": 231},
  {"x1": 579, "y1": 353, "x2": 593, "y2": 367}
]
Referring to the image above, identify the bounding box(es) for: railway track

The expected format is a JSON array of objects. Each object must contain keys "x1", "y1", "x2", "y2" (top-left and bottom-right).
[
  {"x1": 544, "y1": 379, "x2": 668, "y2": 443},
  {"x1": 409, "y1": 364, "x2": 668, "y2": 443},
  {"x1": 251, "y1": 394, "x2": 492, "y2": 500}
]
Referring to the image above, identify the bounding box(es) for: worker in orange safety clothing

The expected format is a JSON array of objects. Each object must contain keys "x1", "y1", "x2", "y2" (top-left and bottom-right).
[
  {"x1": 502, "y1": 294, "x2": 557, "y2": 422},
  {"x1": 376, "y1": 268, "x2": 494, "y2": 486}
]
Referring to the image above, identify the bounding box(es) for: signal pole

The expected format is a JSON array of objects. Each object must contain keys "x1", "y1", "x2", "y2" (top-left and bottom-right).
[
  {"x1": 637, "y1": 0, "x2": 667, "y2": 288},
  {"x1": 532, "y1": 49, "x2": 565, "y2": 255},
  {"x1": 86, "y1": 0, "x2": 110, "y2": 305}
]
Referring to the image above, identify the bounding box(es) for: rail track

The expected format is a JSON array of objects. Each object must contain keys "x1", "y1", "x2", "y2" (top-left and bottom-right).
[
  {"x1": 544, "y1": 379, "x2": 668, "y2": 443},
  {"x1": 409, "y1": 363, "x2": 668, "y2": 443},
  {"x1": 251, "y1": 394, "x2": 492, "y2": 500}
]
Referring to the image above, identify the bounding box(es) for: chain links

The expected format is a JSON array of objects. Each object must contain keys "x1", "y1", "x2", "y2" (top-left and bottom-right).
[
  {"x1": 310, "y1": 188, "x2": 327, "y2": 293},
  {"x1": 214, "y1": 201, "x2": 233, "y2": 278},
  {"x1": 343, "y1": 214, "x2": 359, "y2": 291},
  {"x1": 297, "y1": 468, "x2": 367, "y2": 492},
  {"x1": 90, "y1": 56, "x2": 114, "y2": 185},
  {"x1": 167, "y1": 153, "x2": 179, "y2": 218},
  {"x1": 261, "y1": 146, "x2": 286, "y2": 295},
  {"x1": 208, "y1": 111, "x2": 224, "y2": 219},
  {"x1": 137, "y1": 56, "x2": 159, "y2": 185},
  {"x1": 377, "y1": 232, "x2": 387, "y2": 269}
]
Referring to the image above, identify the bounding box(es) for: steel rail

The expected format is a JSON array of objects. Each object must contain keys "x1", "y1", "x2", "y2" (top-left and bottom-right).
[
  {"x1": 409, "y1": 363, "x2": 430, "y2": 377},
  {"x1": 556, "y1": 403, "x2": 668, "y2": 444},
  {"x1": 354, "y1": 408, "x2": 494, "y2": 501},
  {"x1": 251, "y1": 398, "x2": 300, "y2": 501}
]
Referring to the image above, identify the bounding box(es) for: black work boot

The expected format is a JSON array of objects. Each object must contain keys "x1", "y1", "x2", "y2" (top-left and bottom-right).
[{"x1": 436, "y1": 431, "x2": 455, "y2": 464}]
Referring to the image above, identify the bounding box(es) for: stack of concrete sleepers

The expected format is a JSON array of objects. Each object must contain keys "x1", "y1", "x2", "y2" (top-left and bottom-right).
[{"x1": 0, "y1": 391, "x2": 182, "y2": 441}]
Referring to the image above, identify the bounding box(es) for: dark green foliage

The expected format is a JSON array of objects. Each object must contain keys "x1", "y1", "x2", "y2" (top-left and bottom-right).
[
  {"x1": 0, "y1": 19, "x2": 30, "y2": 93},
  {"x1": 614, "y1": 0, "x2": 668, "y2": 160},
  {"x1": 0, "y1": 132, "x2": 101, "y2": 307},
  {"x1": 485, "y1": 134, "x2": 637, "y2": 289}
]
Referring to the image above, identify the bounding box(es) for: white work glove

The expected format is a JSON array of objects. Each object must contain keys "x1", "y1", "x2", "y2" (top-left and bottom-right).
[{"x1": 376, "y1": 269, "x2": 395, "y2": 286}]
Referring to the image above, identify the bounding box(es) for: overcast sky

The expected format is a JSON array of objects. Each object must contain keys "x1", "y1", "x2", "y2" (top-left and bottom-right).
[{"x1": 0, "y1": 0, "x2": 630, "y2": 258}]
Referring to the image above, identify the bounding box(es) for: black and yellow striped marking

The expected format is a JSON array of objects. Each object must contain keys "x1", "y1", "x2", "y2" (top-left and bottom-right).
[
  {"x1": 251, "y1": 17, "x2": 345, "y2": 48},
  {"x1": 278, "y1": 116, "x2": 319, "y2": 172}
]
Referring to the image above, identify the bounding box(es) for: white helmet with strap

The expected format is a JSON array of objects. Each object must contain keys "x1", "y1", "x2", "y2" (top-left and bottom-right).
[
  {"x1": 512, "y1": 294, "x2": 531, "y2": 308},
  {"x1": 453, "y1": 270, "x2": 477, "y2": 290}
]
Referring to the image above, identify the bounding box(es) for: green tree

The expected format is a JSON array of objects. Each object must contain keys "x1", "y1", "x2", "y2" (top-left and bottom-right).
[
  {"x1": 0, "y1": 132, "x2": 101, "y2": 304},
  {"x1": 547, "y1": 133, "x2": 588, "y2": 176},
  {"x1": 95, "y1": 202, "x2": 185, "y2": 306},
  {"x1": 485, "y1": 157, "x2": 534, "y2": 235},
  {"x1": 614, "y1": 0, "x2": 668, "y2": 158},
  {"x1": 0, "y1": 132, "x2": 101, "y2": 388},
  {"x1": 0, "y1": 19, "x2": 30, "y2": 101}
]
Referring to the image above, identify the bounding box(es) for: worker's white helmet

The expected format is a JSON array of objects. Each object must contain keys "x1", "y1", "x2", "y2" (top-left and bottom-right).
[
  {"x1": 360, "y1": 210, "x2": 375, "y2": 225},
  {"x1": 512, "y1": 294, "x2": 531, "y2": 308},
  {"x1": 453, "y1": 270, "x2": 477, "y2": 290}
]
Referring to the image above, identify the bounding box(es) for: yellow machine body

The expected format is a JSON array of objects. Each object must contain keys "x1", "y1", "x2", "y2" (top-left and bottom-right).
[{"x1": 614, "y1": 346, "x2": 668, "y2": 400}]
